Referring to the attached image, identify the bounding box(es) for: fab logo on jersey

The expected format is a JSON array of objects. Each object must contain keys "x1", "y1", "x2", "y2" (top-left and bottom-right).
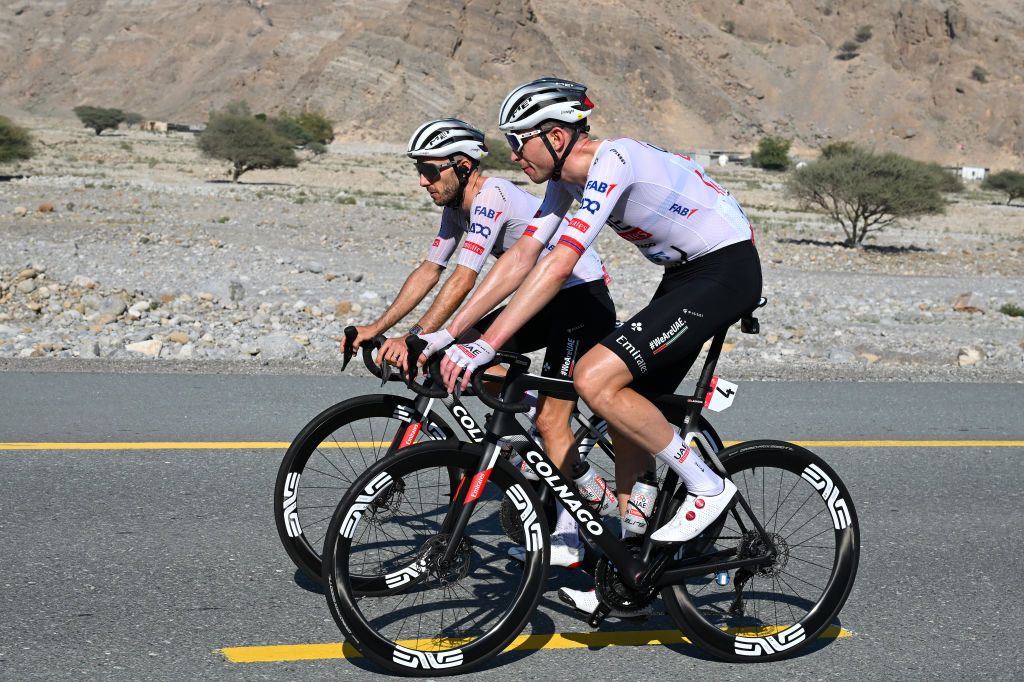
[
  {"x1": 585, "y1": 180, "x2": 617, "y2": 196},
  {"x1": 473, "y1": 206, "x2": 502, "y2": 222},
  {"x1": 669, "y1": 204, "x2": 699, "y2": 218}
]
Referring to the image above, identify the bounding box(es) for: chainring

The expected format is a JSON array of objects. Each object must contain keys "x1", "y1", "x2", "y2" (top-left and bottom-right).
[{"x1": 594, "y1": 538, "x2": 657, "y2": 612}]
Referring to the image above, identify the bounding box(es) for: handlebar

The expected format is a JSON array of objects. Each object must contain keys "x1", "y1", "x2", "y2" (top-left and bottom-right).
[
  {"x1": 404, "y1": 336, "x2": 448, "y2": 398},
  {"x1": 471, "y1": 352, "x2": 532, "y2": 413}
]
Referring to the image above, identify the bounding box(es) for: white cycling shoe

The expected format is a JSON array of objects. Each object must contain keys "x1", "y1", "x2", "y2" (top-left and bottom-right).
[
  {"x1": 650, "y1": 479, "x2": 737, "y2": 544},
  {"x1": 558, "y1": 587, "x2": 654, "y2": 620},
  {"x1": 508, "y1": 537, "x2": 583, "y2": 569}
]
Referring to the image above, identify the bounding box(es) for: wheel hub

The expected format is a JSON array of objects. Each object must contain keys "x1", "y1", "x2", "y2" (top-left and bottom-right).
[
  {"x1": 421, "y1": 534, "x2": 472, "y2": 586},
  {"x1": 738, "y1": 530, "x2": 790, "y2": 578}
]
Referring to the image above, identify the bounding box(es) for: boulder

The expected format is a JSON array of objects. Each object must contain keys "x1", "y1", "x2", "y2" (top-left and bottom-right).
[{"x1": 258, "y1": 333, "x2": 306, "y2": 360}]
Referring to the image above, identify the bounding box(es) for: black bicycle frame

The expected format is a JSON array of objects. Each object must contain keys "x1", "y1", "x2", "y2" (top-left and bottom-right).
[{"x1": 435, "y1": 324, "x2": 777, "y2": 590}]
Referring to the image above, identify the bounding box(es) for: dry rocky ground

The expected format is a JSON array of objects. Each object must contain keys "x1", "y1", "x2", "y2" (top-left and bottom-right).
[{"x1": 1, "y1": 120, "x2": 1022, "y2": 382}]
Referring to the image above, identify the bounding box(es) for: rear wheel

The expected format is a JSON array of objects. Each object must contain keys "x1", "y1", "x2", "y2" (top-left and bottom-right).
[
  {"x1": 663, "y1": 440, "x2": 859, "y2": 661},
  {"x1": 323, "y1": 441, "x2": 549, "y2": 676},
  {"x1": 274, "y1": 394, "x2": 455, "y2": 584}
]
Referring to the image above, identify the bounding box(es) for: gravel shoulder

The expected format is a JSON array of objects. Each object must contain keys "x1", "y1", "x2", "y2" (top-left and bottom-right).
[{"x1": 1, "y1": 119, "x2": 1022, "y2": 382}]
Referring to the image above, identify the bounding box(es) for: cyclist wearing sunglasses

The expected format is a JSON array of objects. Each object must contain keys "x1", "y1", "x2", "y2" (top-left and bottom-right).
[
  {"x1": 344, "y1": 118, "x2": 617, "y2": 566},
  {"x1": 435, "y1": 80, "x2": 762, "y2": 605}
]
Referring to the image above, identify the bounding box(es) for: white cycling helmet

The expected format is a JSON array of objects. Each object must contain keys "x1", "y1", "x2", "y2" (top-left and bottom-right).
[
  {"x1": 498, "y1": 77, "x2": 594, "y2": 132},
  {"x1": 406, "y1": 118, "x2": 489, "y2": 161}
]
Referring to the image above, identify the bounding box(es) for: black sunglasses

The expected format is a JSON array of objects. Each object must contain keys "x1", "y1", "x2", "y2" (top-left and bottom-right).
[{"x1": 415, "y1": 160, "x2": 457, "y2": 183}]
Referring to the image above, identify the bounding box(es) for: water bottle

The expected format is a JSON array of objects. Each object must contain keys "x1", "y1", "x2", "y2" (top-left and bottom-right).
[
  {"x1": 509, "y1": 452, "x2": 540, "y2": 481},
  {"x1": 715, "y1": 571, "x2": 730, "y2": 586},
  {"x1": 572, "y1": 461, "x2": 618, "y2": 516},
  {"x1": 622, "y1": 471, "x2": 659, "y2": 534}
]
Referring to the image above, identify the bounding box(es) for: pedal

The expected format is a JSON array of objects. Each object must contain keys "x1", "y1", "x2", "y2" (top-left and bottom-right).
[{"x1": 587, "y1": 602, "x2": 611, "y2": 628}]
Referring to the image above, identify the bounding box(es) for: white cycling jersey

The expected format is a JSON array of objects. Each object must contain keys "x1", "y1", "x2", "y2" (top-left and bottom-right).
[
  {"x1": 526, "y1": 138, "x2": 754, "y2": 265},
  {"x1": 426, "y1": 177, "x2": 608, "y2": 289}
]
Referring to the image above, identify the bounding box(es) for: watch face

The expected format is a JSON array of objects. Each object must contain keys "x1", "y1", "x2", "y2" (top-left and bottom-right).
[{"x1": 409, "y1": 325, "x2": 423, "y2": 336}]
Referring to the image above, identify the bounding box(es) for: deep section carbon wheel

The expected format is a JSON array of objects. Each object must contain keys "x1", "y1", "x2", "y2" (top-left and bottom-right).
[
  {"x1": 662, "y1": 440, "x2": 859, "y2": 662},
  {"x1": 323, "y1": 441, "x2": 549, "y2": 676},
  {"x1": 274, "y1": 394, "x2": 454, "y2": 583}
]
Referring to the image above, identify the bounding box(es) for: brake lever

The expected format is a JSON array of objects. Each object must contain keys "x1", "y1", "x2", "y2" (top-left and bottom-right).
[
  {"x1": 341, "y1": 326, "x2": 357, "y2": 371},
  {"x1": 405, "y1": 335, "x2": 428, "y2": 384},
  {"x1": 379, "y1": 358, "x2": 394, "y2": 386}
]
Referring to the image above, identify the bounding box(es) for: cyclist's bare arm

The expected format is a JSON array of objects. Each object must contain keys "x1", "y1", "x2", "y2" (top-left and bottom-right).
[
  {"x1": 440, "y1": 244, "x2": 579, "y2": 388},
  {"x1": 415, "y1": 264, "x2": 478, "y2": 332},
  {"x1": 346, "y1": 260, "x2": 442, "y2": 351},
  {"x1": 447, "y1": 235, "x2": 546, "y2": 338},
  {"x1": 377, "y1": 264, "x2": 477, "y2": 368}
]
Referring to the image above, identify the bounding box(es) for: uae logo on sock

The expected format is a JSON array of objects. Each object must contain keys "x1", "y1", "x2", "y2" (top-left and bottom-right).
[{"x1": 676, "y1": 446, "x2": 690, "y2": 463}]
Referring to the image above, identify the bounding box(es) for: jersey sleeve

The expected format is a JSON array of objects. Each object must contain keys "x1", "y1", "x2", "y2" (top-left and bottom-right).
[
  {"x1": 524, "y1": 181, "x2": 574, "y2": 246},
  {"x1": 425, "y1": 208, "x2": 462, "y2": 267},
  {"x1": 555, "y1": 143, "x2": 635, "y2": 256},
  {"x1": 455, "y1": 184, "x2": 509, "y2": 273}
]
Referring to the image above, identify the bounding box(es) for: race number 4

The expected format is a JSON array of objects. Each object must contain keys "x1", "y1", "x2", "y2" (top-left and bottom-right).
[{"x1": 704, "y1": 376, "x2": 737, "y2": 412}]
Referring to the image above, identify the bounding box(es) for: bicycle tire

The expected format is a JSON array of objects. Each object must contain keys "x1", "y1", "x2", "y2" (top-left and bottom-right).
[
  {"x1": 662, "y1": 440, "x2": 859, "y2": 662},
  {"x1": 274, "y1": 393, "x2": 456, "y2": 584},
  {"x1": 323, "y1": 441, "x2": 550, "y2": 676}
]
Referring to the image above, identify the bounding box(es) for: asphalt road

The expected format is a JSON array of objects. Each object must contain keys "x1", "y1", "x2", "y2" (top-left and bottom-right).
[{"x1": 1, "y1": 372, "x2": 1022, "y2": 681}]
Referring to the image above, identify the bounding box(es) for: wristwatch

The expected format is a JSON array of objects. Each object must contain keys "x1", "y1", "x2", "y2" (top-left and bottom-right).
[{"x1": 407, "y1": 324, "x2": 424, "y2": 336}]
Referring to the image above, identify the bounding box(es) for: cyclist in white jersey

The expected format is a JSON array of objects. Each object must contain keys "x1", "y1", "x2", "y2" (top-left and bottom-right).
[
  {"x1": 433, "y1": 81, "x2": 762, "y2": 614},
  {"x1": 343, "y1": 118, "x2": 617, "y2": 568}
]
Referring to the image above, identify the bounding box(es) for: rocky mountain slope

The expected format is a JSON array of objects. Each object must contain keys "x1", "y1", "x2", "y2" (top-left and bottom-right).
[{"x1": 1, "y1": 0, "x2": 1021, "y2": 165}]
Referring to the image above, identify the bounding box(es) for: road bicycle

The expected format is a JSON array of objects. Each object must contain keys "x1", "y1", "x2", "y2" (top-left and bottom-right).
[
  {"x1": 274, "y1": 328, "x2": 724, "y2": 585},
  {"x1": 321, "y1": 301, "x2": 860, "y2": 673}
]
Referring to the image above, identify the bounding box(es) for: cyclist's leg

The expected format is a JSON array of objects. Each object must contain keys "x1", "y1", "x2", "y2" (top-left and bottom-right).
[{"x1": 575, "y1": 243, "x2": 762, "y2": 539}]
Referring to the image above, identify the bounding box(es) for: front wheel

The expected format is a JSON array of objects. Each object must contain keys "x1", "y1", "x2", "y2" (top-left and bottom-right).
[
  {"x1": 274, "y1": 394, "x2": 455, "y2": 584},
  {"x1": 323, "y1": 441, "x2": 550, "y2": 676},
  {"x1": 662, "y1": 440, "x2": 859, "y2": 662}
]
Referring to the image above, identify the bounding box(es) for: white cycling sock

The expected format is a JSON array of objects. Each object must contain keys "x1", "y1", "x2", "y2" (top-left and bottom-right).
[
  {"x1": 554, "y1": 501, "x2": 581, "y2": 547},
  {"x1": 654, "y1": 432, "x2": 724, "y2": 496}
]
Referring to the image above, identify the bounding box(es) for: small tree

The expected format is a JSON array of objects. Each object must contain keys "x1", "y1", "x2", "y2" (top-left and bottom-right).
[
  {"x1": 73, "y1": 105, "x2": 126, "y2": 135},
  {"x1": 982, "y1": 170, "x2": 1024, "y2": 206},
  {"x1": 0, "y1": 116, "x2": 34, "y2": 164},
  {"x1": 787, "y1": 147, "x2": 946, "y2": 247},
  {"x1": 198, "y1": 102, "x2": 298, "y2": 181},
  {"x1": 269, "y1": 115, "x2": 313, "y2": 147},
  {"x1": 123, "y1": 112, "x2": 144, "y2": 128},
  {"x1": 751, "y1": 136, "x2": 791, "y2": 171},
  {"x1": 295, "y1": 111, "x2": 335, "y2": 145}
]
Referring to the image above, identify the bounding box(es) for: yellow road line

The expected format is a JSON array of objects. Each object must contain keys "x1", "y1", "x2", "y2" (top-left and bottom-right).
[
  {"x1": 220, "y1": 625, "x2": 851, "y2": 663},
  {"x1": 1, "y1": 440, "x2": 1021, "y2": 451}
]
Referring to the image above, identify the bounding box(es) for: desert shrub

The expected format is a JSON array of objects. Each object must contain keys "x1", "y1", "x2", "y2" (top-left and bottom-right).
[
  {"x1": 479, "y1": 136, "x2": 523, "y2": 172},
  {"x1": 197, "y1": 101, "x2": 298, "y2": 182},
  {"x1": 751, "y1": 136, "x2": 791, "y2": 171},
  {"x1": 982, "y1": 170, "x2": 1024, "y2": 205},
  {"x1": 837, "y1": 41, "x2": 859, "y2": 60},
  {"x1": 970, "y1": 65, "x2": 988, "y2": 83},
  {"x1": 73, "y1": 106, "x2": 126, "y2": 135},
  {"x1": 999, "y1": 303, "x2": 1024, "y2": 317},
  {"x1": 855, "y1": 25, "x2": 873, "y2": 42},
  {"x1": 787, "y1": 147, "x2": 947, "y2": 247},
  {"x1": 819, "y1": 140, "x2": 858, "y2": 159},
  {"x1": 0, "y1": 116, "x2": 34, "y2": 164}
]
